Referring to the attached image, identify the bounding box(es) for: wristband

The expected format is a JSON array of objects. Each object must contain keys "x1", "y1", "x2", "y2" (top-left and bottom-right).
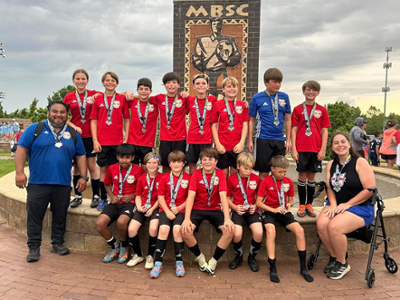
[
  {"x1": 80, "y1": 176, "x2": 89, "y2": 181},
  {"x1": 92, "y1": 137, "x2": 98, "y2": 141}
]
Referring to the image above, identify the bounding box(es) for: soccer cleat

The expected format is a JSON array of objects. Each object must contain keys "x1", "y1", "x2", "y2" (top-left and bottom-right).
[
  {"x1": 26, "y1": 247, "x2": 40, "y2": 262},
  {"x1": 305, "y1": 204, "x2": 316, "y2": 217},
  {"x1": 297, "y1": 205, "x2": 306, "y2": 217},
  {"x1": 103, "y1": 248, "x2": 120, "y2": 263},
  {"x1": 97, "y1": 199, "x2": 107, "y2": 211},
  {"x1": 175, "y1": 261, "x2": 185, "y2": 277},
  {"x1": 50, "y1": 244, "x2": 70, "y2": 256},
  {"x1": 70, "y1": 196, "x2": 82, "y2": 208},
  {"x1": 145, "y1": 255, "x2": 154, "y2": 270},
  {"x1": 229, "y1": 255, "x2": 243, "y2": 269},
  {"x1": 150, "y1": 262, "x2": 162, "y2": 278},
  {"x1": 90, "y1": 195, "x2": 100, "y2": 208},
  {"x1": 206, "y1": 257, "x2": 218, "y2": 275},
  {"x1": 324, "y1": 259, "x2": 337, "y2": 274},
  {"x1": 247, "y1": 255, "x2": 259, "y2": 272},
  {"x1": 118, "y1": 246, "x2": 129, "y2": 263},
  {"x1": 195, "y1": 253, "x2": 208, "y2": 272},
  {"x1": 327, "y1": 261, "x2": 351, "y2": 280},
  {"x1": 127, "y1": 254, "x2": 144, "y2": 267}
]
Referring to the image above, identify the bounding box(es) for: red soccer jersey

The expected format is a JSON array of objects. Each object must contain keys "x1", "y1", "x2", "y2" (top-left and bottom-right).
[
  {"x1": 257, "y1": 175, "x2": 294, "y2": 209},
  {"x1": 189, "y1": 168, "x2": 227, "y2": 211},
  {"x1": 15, "y1": 132, "x2": 22, "y2": 143},
  {"x1": 104, "y1": 163, "x2": 145, "y2": 204},
  {"x1": 153, "y1": 94, "x2": 187, "y2": 141},
  {"x1": 64, "y1": 90, "x2": 99, "y2": 138},
  {"x1": 128, "y1": 98, "x2": 159, "y2": 147},
  {"x1": 90, "y1": 93, "x2": 130, "y2": 146},
  {"x1": 211, "y1": 100, "x2": 249, "y2": 151},
  {"x1": 157, "y1": 172, "x2": 191, "y2": 213},
  {"x1": 394, "y1": 129, "x2": 400, "y2": 146},
  {"x1": 292, "y1": 103, "x2": 331, "y2": 153},
  {"x1": 136, "y1": 172, "x2": 163, "y2": 206},
  {"x1": 227, "y1": 173, "x2": 260, "y2": 213},
  {"x1": 187, "y1": 95, "x2": 217, "y2": 144}
]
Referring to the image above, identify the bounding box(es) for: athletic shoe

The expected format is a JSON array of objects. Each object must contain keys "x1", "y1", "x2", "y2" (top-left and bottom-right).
[
  {"x1": 145, "y1": 255, "x2": 154, "y2": 270},
  {"x1": 26, "y1": 247, "x2": 40, "y2": 262},
  {"x1": 150, "y1": 262, "x2": 162, "y2": 278},
  {"x1": 50, "y1": 244, "x2": 70, "y2": 256},
  {"x1": 118, "y1": 246, "x2": 129, "y2": 263},
  {"x1": 195, "y1": 253, "x2": 208, "y2": 272},
  {"x1": 97, "y1": 199, "x2": 107, "y2": 211},
  {"x1": 324, "y1": 259, "x2": 337, "y2": 274},
  {"x1": 70, "y1": 196, "x2": 82, "y2": 208},
  {"x1": 90, "y1": 195, "x2": 100, "y2": 208},
  {"x1": 127, "y1": 254, "x2": 144, "y2": 267},
  {"x1": 247, "y1": 255, "x2": 259, "y2": 272},
  {"x1": 206, "y1": 257, "x2": 218, "y2": 275},
  {"x1": 297, "y1": 205, "x2": 306, "y2": 217},
  {"x1": 103, "y1": 248, "x2": 120, "y2": 263},
  {"x1": 305, "y1": 204, "x2": 317, "y2": 217},
  {"x1": 229, "y1": 255, "x2": 243, "y2": 269},
  {"x1": 327, "y1": 261, "x2": 351, "y2": 280},
  {"x1": 175, "y1": 261, "x2": 185, "y2": 277}
]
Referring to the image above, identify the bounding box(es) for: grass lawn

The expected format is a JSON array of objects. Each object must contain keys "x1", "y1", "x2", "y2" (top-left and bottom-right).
[
  {"x1": 0, "y1": 153, "x2": 12, "y2": 157},
  {"x1": 0, "y1": 159, "x2": 16, "y2": 178}
]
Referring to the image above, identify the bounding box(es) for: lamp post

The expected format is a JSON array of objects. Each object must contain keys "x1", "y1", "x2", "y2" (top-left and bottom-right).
[{"x1": 382, "y1": 47, "x2": 392, "y2": 132}]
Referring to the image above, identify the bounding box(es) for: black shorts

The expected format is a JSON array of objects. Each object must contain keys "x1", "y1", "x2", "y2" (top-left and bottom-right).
[
  {"x1": 100, "y1": 202, "x2": 135, "y2": 224},
  {"x1": 231, "y1": 211, "x2": 262, "y2": 227},
  {"x1": 190, "y1": 209, "x2": 224, "y2": 233},
  {"x1": 254, "y1": 139, "x2": 285, "y2": 173},
  {"x1": 130, "y1": 144, "x2": 153, "y2": 165},
  {"x1": 132, "y1": 207, "x2": 159, "y2": 224},
  {"x1": 217, "y1": 150, "x2": 238, "y2": 169},
  {"x1": 296, "y1": 152, "x2": 322, "y2": 173},
  {"x1": 159, "y1": 140, "x2": 186, "y2": 167},
  {"x1": 158, "y1": 211, "x2": 185, "y2": 227},
  {"x1": 381, "y1": 154, "x2": 396, "y2": 160},
  {"x1": 261, "y1": 211, "x2": 297, "y2": 228},
  {"x1": 82, "y1": 137, "x2": 96, "y2": 158},
  {"x1": 96, "y1": 145, "x2": 119, "y2": 167},
  {"x1": 186, "y1": 143, "x2": 212, "y2": 163}
]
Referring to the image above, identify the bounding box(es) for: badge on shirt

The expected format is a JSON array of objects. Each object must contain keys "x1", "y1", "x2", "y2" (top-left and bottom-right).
[
  {"x1": 127, "y1": 175, "x2": 135, "y2": 184},
  {"x1": 235, "y1": 106, "x2": 243, "y2": 114},
  {"x1": 176, "y1": 99, "x2": 183, "y2": 108},
  {"x1": 314, "y1": 110, "x2": 322, "y2": 118},
  {"x1": 207, "y1": 102, "x2": 213, "y2": 110},
  {"x1": 63, "y1": 132, "x2": 71, "y2": 139},
  {"x1": 149, "y1": 104, "x2": 155, "y2": 112},
  {"x1": 113, "y1": 101, "x2": 120, "y2": 109},
  {"x1": 283, "y1": 183, "x2": 290, "y2": 192},
  {"x1": 214, "y1": 177, "x2": 219, "y2": 185},
  {"x1": 181, "y1": 179, "x2": 188, "y2": 189},
  {"x1": 278, "y1": 99, "x2": 286, "y2": 106},
  {"x1": 87, "y1": 97, "x2": 94, "y2": 104},
  {"x1": 249, "y1": 181, "x2": 257, "y2": 190}
]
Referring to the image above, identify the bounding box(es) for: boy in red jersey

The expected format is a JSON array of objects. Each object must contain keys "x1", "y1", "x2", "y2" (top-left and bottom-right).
[
  {"x1": 256, "y1": 155, "x2": 313, "y2": 283},
  {"x1": 91, "y1": 72, "x2": 130, "y2": 210},
  {"x1": 181, "y1": 147, "x2": 235, "y2": 275},
  {"x1": 150, "y1": 150, "x2": 191, "y2": 278},
  {"x1": 127, "y1": 78, "x2": 159, "y2": 169},
  {"x1": 227, "y1": 152, "x2": 263, "y2": 272},
  {"x1": 96, "y1": 144, "x2": 144, "y2": 264},
  {"x1": 291, "y1": 81, "x2": 330, "y2": 218},
  {"x1": 186, "y1": 74, "x2": 217, "y2": 174},
  {"x1": 211, "y1": 77, "x2": 249, "y2": 179}
]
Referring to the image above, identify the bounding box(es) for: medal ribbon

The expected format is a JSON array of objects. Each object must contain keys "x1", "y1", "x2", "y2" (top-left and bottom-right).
[
  {"x1": 302, "y1": 102, "x2": 317, "y2": 135},
  {"x1": 103, "y1": 93, "x2": 116, "y2": 123},
  {"x1": 236, "y1": 173, "x2": 250, "y2": 207},
  {"x1": 145, "y1": 172, "x2": 157, "y2": 206},
  {"x1": 202, "y1": 169, "x2": 216, "y2": 207},
  {"x1": 194, "y1": 96, "x2": 208, "y2": 132},
  {"x1": 170, "y1": 171, "x2": 183, "y2": 207},
  {"x1": 223, "y1": 97, "x2": 236, "y2": 127},
  {"x1": 75, "y1": 90, "x2": 88, "y2": 122},
  {"x1": 165, "y1": 94, "x2": 178, "y2": 128},
  {"x1": 265, "y1": 90, "x2": 279, "y2": 125},
  {"x1": 137, "y1": 100, "x2": 150, "y2": 132},
  {"x1": 118, "y1": 164, "x2": 132, "y2": 196},
  {"x1": 332, "y1": 155, "x2": 351, "y2": 192},
  {"x1": 47, "y1": 120, "x2": 67, "y2": 144},
  {"x1": 272, "y1": 175, "x2": 285, "y2": 208}
]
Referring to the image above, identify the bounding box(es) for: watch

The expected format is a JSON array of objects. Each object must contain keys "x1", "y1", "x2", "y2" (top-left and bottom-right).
[{"x1": 80, "y1": 176, "x2": 89, "y2": 181}]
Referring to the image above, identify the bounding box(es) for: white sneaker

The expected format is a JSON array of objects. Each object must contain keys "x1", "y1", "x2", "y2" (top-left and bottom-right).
[
  {"x1": 195, "y1": 253, "x2": 208, "y2": 272},
  {"x1": 206, "y1": 257, "x2": 218, "y2": 275},
  {"x1": 145, "y1": 255, "x2": 154, "y2": 270},
  {"x1": 126, "y1": 254, "x2": 144, "y2": 267}
]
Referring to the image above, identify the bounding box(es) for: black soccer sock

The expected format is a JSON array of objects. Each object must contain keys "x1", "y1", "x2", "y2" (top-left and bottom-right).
[
  {"x1": 73, "y1": 175, "x2": 82, "y2": 196},
  {"x1": 298, "y1": 180, "x2": 306, "y2": 206},
  {"x1": 174, "y1": 242, "x2": 184, "y2": 262},
  {"x1": 121, "y1": 239, "x2": 129, "y2": 248},
  {"x1": 100, "y1": 181, "x2": 107, "y2": 200},
  {"x1": 129, "y1": 235, "x2": 142, "y2": 256},
  {"x1": 249, "y1": 239, "x2": 261, "y2": 258},
  {"x1": 298, "y1": 250, "x2": 314, "y2": 282},
  {"x1": 91, "y1": 178, "x2": 100, "y2": 197},
  {"x1": 155, "y1": 239, "x2": 167, "y2": 263},
  {"x1": 268, "y1": 257, "x2": 280, "y2": 283},
  {"x1": 212, "y1": 246, "x2": 226, "y2": 261},
  {"x1": 147, "y1": 235, "x2": 157, "y2": 256},
  {"x1": 329, "y1": 255, "x2": 337, "y2": 262},
  {"x1": 233, "y1": 240, "x2": 243, "y2": 257},
  {"x1": 189, "y1": 243, "x2": 201, "y2": 257},
  {"x1": 106, "y1": 236, "x2": 119, "y2": 249},
  {"x1": 306, "y1": 181, "x2": 316, "y2": 205}
]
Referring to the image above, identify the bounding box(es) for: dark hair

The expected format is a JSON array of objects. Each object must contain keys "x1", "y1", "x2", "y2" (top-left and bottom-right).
[
  {"x1": 116, "y1": 144, "x2": 135, "y2": 157},
  {"x1": 329, "y1": 131, "x2": 357, "y2": 160},
  {"x1": 101, "y1": 71, "x2": 119, "y2": 84},
  {"x1": 162, "y1": 72, "x2": 180, "y2": 85},
  {"x1": 374, "y1": 131, "x2": 381, "y2": 137},
  {"x1": 263, "y1": 68, "x2": 283, "y2": 83},
  {"x1": 385, "y1": 119, "x2": 398, "y2": 129},
  {"x1": 47, "y1": 101, "x2": 70, "y2": 113},
  {"x1": 168, "y1": 150, "x2": 186, "y2": 163},
  {"x1": 270, "y1": 155, "x2": 289, "y2": 168},
  {"x1": 199, "y1": 147, "x2": 219, "y2": 160},
  {"x1": 302, "y1": 80, "x2": 321, "y2": 92},
  {"x1": 137, "y1": 78, "x2": 152, "y2": 90},
  {"x1": 192, "y1": 73, "x2": 209, "y2": 84},
  {"x1": 72, "y1": 69, "x2": 89, "y2": 81}
]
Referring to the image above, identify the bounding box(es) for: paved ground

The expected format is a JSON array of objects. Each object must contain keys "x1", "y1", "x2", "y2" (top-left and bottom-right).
[{"x1": 0, "y1": 221, "x2": 399, "y2": 300}]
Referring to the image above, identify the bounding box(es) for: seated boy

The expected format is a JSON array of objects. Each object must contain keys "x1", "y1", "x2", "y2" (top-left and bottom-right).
[
  {"x1": 182, "y1": 147, "x2": 235, "y2": 275},
  {"x1": 227, "y1": 152, "x2": 263, "y2": 272},
  {"x1": 256, "y1": 155, "x2": 313, "y2": 283},
  {"x1": 127, "y1": 152, "x2": 163, "y2": 269},
  {"x1": 150, "y1": 150, "x2": 191, "y2": 278},
  {"x1": 95, "y1": 144, "x2": 144, "y2": 263}
]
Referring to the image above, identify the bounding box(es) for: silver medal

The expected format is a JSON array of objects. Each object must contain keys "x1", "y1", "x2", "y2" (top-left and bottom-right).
[
  {"x1": 55, "y1": 142, "x2": 63, "y2": 148},
  {"x1": 145, "y1": 203, "x2": 151, "y2": 210},
  {"x1": 273, "y1": 119, "x2": 279, "y2": 126},
  {"x1": 305, "y1": 129, "x2": 312, "y2": 136},
  {"x1": 106, "y1": 120, "x2": 112, "y2": 125},
  {"x1": 81, "y1": 119, "x2": 86, "y2": 124},
  {"x1": 142, "y1": 128, "x2": 146, "y2": 133},
  {"x1": 170, "y1": 203, "x2": 176, "y2": 209},
  {"x1": 243, "y1": 204, "x2": 250, "y2": 210},
  {"x1": 118, "y1": 194, "x2": 122, "y2": 199},
  {"x1": 228, "y1": 125, "x2": 234, "y2": 131},
  {"x1": 199, "y1": 129, "x2": 204, "y2": 135},
  {"x1": 166, "y1": 125, "x2": 171, "y2": 130}
]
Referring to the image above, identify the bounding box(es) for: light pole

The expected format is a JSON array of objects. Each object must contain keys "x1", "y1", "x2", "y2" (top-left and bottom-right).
[
  {"x1": 382, "y1": 47, "x2": 392, "y2": 132},
  {"x1": 0, "y1": 43, "x2": 5, "y2": 58}
]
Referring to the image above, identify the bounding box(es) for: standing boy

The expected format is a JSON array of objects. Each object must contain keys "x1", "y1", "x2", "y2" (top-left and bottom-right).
[
  {"x1": 370, "y1": 132, "x2": 382, "y2": 166},
  {"x1": 291, "y1": 81, "x2": 330, "y2": 218}
]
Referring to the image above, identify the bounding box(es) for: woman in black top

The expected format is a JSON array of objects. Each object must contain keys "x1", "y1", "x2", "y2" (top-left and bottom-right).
[{"x1": 317, "y1": 131, "x2": 375, "y2": 280}]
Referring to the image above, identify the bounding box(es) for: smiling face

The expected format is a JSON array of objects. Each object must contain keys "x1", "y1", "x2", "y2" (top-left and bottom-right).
[
  {"x1": 264, "y1": 79, "x2": 281, "y2": 95},
  {"x1": 303, "y1": 87, "x2": 319, "y2": 102},
  {"x1": 164, "y1": 80, "x2": 179, "y2": 97},
  {"x1": 201, "y1": 156, "x2": 218, "y2": 173},
  {"x1": 146, "y1": 158, "x2": 159, "y2": 175},
  {"x1": 102, "y1": 74, "x2": 118, "y2": 93},
  {"x1": 193, "y1": 78, "x2": 209, "y2": 97},
  {"x1": 47, "y1": 103, "x2": 68, "y2": 129},
  {"x1": 137, "y1": 85, "x2": 152, "y2": 102},
  {"x1": 117, "y1": 155, "x2": 133, "y2": 169},
  {"x1": 222, "y1": 83, "x2": 238, "y2": 100},
  {"x1": 169, "y1": 160, "x2": 185, "y2": 175},
  {"x1": 331, "y1": 133, "x2": 351, "y2": 157},
  {"x1": 73, "y1": 72, "x2": 88, "y2": 93}
]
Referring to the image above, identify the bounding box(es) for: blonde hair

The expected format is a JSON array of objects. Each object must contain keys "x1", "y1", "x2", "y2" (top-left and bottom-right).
[
  {"x1": 237, "y1": 152, "x2": 255, "y2": 168},
  {"x1": 222, "y1": 76, "x2": 238, "y2": 88},
  {"x1": 144, "y1": 152, "x2": 161, "y2": 165}
]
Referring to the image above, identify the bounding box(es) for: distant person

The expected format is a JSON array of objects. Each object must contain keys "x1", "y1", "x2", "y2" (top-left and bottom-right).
[
  {"x1": 394, "y1": 126, "x2": 400, "y2": 170},
  {"x1": 349, "y1": 117, "x2": 368, "y2": 158},
  {"x1": 380, "y1": 119, "x2": 398, "y2": 169},
  {"x1": 12, "y1": 118, "x2": 19, "y2": 135},
  {"x1": 15, "y1": 128, "x2": 24, "y2": 144},
  {"x1": 369, "y1": 132, "x2": 382, "y2": 167}
]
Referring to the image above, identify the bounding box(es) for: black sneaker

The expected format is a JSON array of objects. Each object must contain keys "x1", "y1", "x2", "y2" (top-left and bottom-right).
[
  {"x1": 70, "y1": 196, "x2": 82, "y2": 208},
  {"x1": 26, "y1": 247, "x2": 40, "y2": 262},
  {"x1": 229, "y1": 255, "x2": 243, "y2": 269},
  {"x1": 51, "y1": 244, "x2": 70, "y2": 256},
  {"x1": 327, "y1": 261, "x2": 350, "y2": 280},
  {"x1": 90, "y1": 195, "x2": 100, "y2": 208},
  {"x1": 248, "y1": 255, "x2": 259, "y2": 272},
  {"x1": 324, "y1": 259, "x2": 337, "y2": 274}
]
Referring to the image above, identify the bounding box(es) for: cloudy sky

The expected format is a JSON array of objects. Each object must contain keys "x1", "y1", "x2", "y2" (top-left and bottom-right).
[{"x1": 0, "y1": 0, "x2": 398, "y2": 115}]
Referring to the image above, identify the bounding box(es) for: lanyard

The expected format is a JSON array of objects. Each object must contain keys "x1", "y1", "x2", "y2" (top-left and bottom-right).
[
  {"x1": 302, "y1": 102, "x2": 317, "y2": 136},
  {"x1": 272, "y1": 175, "x2": 285, "y2": 208},
  {"x1": 137, "y1": 100, "x2": 150, "y2": 133},
  {"x1": 75, "y1": 90, "x2": 88, "y2": 123},
  {"x1": 47, "y1": 120, "x2": 67, "y2": 148},
  {"x1": 170, "y1": 172, "x2": 183, "y2": 206},
  {"x1": 223, "y1": 97, "x2": 236, "y2": 130},
  {"x1": 145, "y1": 172, "x2": 157, "y2": 206},
  {"x1": 236, "y1": 173, "x2": 250, "y2": 207},
  {"x1": 118, "y1": 164, "x2": 132, "y2": 196},
  {"x1": 332, "y1": 155, "x2": 351, "y2": 192},
  {"x1": 202, "y1": 169, "x2": 216, "y2": 207},
  {"x1": 194, "y1": 96, "x2": 208, "y2": 134},
  {"x1": 103, "y1": 93, "x2": 116, "y2": 125},
  {"x1": 165, "y1": 94, "x2": 178, "y2": 129},
  {"x1": 265, "y1": 90, "x2": 279, "y2": 126}
]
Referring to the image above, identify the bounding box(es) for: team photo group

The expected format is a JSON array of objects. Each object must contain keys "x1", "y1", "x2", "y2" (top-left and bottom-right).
[{"x1": 15, "y1": 67, "x2": 377, "y2": 284}]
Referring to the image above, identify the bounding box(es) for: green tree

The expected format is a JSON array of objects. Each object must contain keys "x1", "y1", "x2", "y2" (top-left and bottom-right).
[
  {"x1": 46, "y1": 85, "x2": 75, "y2": 103},
  {"x1": 326, "y1": 101, "x2": 361, "y2": 135}
]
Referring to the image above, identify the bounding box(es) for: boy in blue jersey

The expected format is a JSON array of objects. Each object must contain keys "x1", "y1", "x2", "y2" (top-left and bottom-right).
[{"x1": 248, "y1": 68, "x2": 291, "y2": 180}]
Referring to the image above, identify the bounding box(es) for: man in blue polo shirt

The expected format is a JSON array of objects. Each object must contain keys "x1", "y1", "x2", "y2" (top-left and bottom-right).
[
  {"x1": 15, "y1": 101, "x2": 87, "y2": 262},
  {"x1": 248, "y1": 68, "x2": 291, "y2": 180}
]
